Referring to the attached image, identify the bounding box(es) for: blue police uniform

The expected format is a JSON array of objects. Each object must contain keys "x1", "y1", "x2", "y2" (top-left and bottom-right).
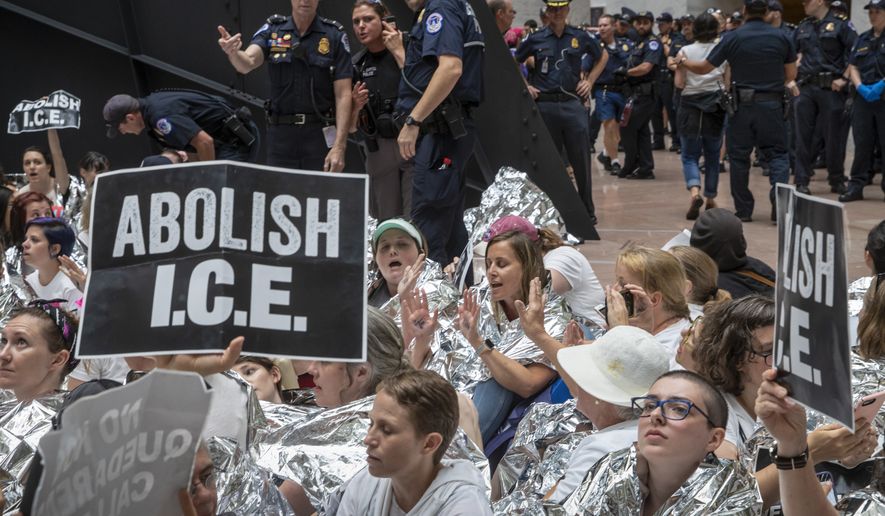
[
  {"x1": 396, "y1": 0, "x2": 484, "y2": 265},
  {"x1": 652, "y1": 29, "x2": 681, "y2": 151},
  {"x1": 516, "y1": 21, "x2": 603, "y2": 218},
  {"x1": 706, "y1": 12, "x2": 796, "y2": 222},
  {"x1": 842, "y1": 4, "x2": 885, "y2": 202},
  {"x1": 618, "y1": 11, "x2": 662, "y2": 180},
  {"x1": 138, "y1": 91, "x2": 259, "y2": 161},
  {"x1": 793, "y1": 9, "x2": 856, "y2": 193},
  {"x1": 250, "y1": 15, "x2": 352, "y2": 169}
]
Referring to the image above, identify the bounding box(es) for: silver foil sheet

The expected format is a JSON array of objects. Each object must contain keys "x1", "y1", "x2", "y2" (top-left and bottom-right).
[
  {"x1": 423, "y1": 277, "x2": 572, "y2": 395},
  {"x1": 208, "y1": 436, "x2": 295, "y2": 516},
  {"x1": 559, "y1": 445, "x2": 762, "y2": 515},
  {"x1": 835, "y1": 488, "x2": 885, "y2": 515},
  {"x1": 253, "y1": 395, "x2": 489, "y2": 513},
  {"x1": 494, "y1": 399, "x2": 592, "y2": 500},
  {"x1": 0, "y1": 392, "x2": 65, "y2": 513},
  {"x1": 62, "y1": 177, "x2": 88, "y2": 234},
  {"x1": 378, "y1": 258, "x2": 462, "y2": 328},
  {"x1": 258, "y1": 399, "x2": 323, "y2": 431},
  {"x1": 848, "y1": 276, "x2": 872, "y2": 318}
]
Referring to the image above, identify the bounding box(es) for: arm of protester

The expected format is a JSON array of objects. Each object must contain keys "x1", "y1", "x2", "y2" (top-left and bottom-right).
[
  {"x1": 756, "y1": 368, "x2": 839, "y2": 516},
  {"x1": 47, "y1": 128, "x2": 71, "y2": 194},
  {"x1": 457, "y1": 285, "x2": 558, "y2": 398},
  {"x1": 189, "y1": 131, "x2": 216, "y2": 162},
  {"x1": 152, "y1": 336, "x2": 244, "y2": 376},
  {"x1": 443, "y1": 256, "x2": 460, "y2": 283},
  {"x1": 516, "y1": 278, "x2": 578, "y2": 395},
  {"x1": 59, "y1": 255, "x2": 86, "y2": 291},
  {"x1": 401, "y1": 288, "x2": 438, "y2": 369},
  {"x1": 324, "y1": 79, "x2": 352, "y2": 172},
  {"x1": 278, "y1": 479, "x2": 315, "y2": 516},
  {"x1": 808, "y1": 418, "x2": 876, "y2": 464},
  {"x1": 217, "y1": 26, "x2": 265, "y2": 74}
]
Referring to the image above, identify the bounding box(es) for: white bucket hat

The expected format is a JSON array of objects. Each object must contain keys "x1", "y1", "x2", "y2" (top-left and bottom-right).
[{"x1": 558, "y1": 326, "x2": 671, "y2": 407}]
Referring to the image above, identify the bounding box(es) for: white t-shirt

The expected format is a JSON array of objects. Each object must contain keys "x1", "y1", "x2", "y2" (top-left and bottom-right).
[
  {"x1": 688, "y1": 303, "x2": 705, "y2": 321},
  {"x1": 552, "y1": 419, "x2": 639, "y2": 502},
  {"x1": 335, "y1": 459, "x2": 491, "y2": 516},
  {"x1": 723, "y1": 393, "x2": 757, "y2": 450},
  {"x1": 68, "y1": 357, "x2": 130, "y2": 384},
  {"x1": 18, "y1": 182, "x2": 60, "y2": 205},
  {"x1": 25, "y1": 270, "x2": 82, "y2": 311},
  {"x1": 681, "y1": 41, "x2": 727, "y2": 96},
  {"x1": 543, "y1": 246, "x2": 605, "y2": 325},
  {"x1": 657, "y1": 318, "x2": 691, "y2": 370}
]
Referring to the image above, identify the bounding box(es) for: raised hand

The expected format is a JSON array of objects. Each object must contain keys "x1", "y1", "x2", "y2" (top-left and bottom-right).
[
  {"x1": 397, "y1": 253, "x2": 426, "y2": 298},
  {"x1": 456, "y1": 288, "x2": 482, "y2": 347},
  {"x1": 217, "y1": 26, "x2": 242, "y2": 57},
  {"x1": 515, "y1": 277, "x2": 547, "y2": 340},
  {"x1": 153, "y1": 336, "x2": 244, "y2": 377}
]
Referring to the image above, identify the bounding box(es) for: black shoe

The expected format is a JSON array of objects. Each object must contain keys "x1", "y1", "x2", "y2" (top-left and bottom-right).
[
  {"x1": 796, "y1": 184, "x2": 811, "y2": 195},
  {"x1": 652, "y1": 142, "x2": 665, "y2": 151},
  {"x1": 737, "y1": 214, "x2": 753, "y2": 223},
  {"x1": 752, "y1": 159, "x2": 761, "y2": 168},
  {"x1": 812, "y1": 158, "x2": 826, "y2": 169},
  {"x1": 720, "y1": 161, "x2": 727, "y2": 173},
  {"x1": 610, "y1": 163, "x2": 622, "y2": 176},
  {"x1": 686, "y1": 196, "x2": 704, "y2": 220},
  {"x1": 589, "y1": 215, "x2": 598, "y2": 226},
  {"x1": 771, "y1": 205, "x2": 777, "y2": 224},
  {"x1": 830, "y1": 182, "x2": 847, "y2": 194},
  {"x1": 597, "y1": 152, "x2": 612, "y2": 172},
  {"x1": 626, "y1": 170, "x2": 655, "y2": 180},
  {"x1": 838, "y1": 188, "x2": 864, "y2": 202},
  {"x1": 617, "y1": 166, "x2": 634, "y2": 178},
  {"x1": 669, "y1": 144, "x2": 681, "y2": 153}
]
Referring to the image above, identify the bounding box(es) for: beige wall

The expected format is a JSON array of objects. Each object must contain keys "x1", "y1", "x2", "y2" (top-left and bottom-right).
[{"x1": 510, "y1": 0, "x2": 745, "y2": 28}]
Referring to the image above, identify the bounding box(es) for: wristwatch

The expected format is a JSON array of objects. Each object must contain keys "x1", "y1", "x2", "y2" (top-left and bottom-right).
[
  {"x1": 476, "y1": 339, "x2": 495, "y2": 357},
  {"x1": 771, "y1": 444, "x2": 809, "y2": 470},
  {"x1": 405, "y1": 115, "x2": 422, "y2": 127}
]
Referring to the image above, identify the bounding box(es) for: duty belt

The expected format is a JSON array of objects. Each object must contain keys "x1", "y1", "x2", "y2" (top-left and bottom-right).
[
  {"x1": 799, "y1": 72, "x2": 838, "y2": 89},
  {"x1": 536, "y1": 92, "x2": 579, "y2": 102},
  {"x1": 593, "y1": 84, "x2": 624, "y2": 94},
  {"x1": 628, "y1": 81, "x2": 655, "y2": 96},
  {"x1": 267, "y1": 113, "x2": 325, "y2": 125}
]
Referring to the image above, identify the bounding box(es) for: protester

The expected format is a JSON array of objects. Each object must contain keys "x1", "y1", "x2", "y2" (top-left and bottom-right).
[
  {"x1": 76, "y1": 151, "x2": 109, "y2": 188},
  {"x1": 22, "y1": 218, "x2": 82, "y2": 311},
  {"x1": 857, "y1": 220, "x2": 885, "y2": 359},
  {"x1": 368, "y1": 218, "x2": 428, "y2": 308},
  {"x1": 8, "y1": 192, "x2": 53, "y2": 247},
  {"x1": 232, "y1": 356, "x2": 284, "y2": 404},
  {"x1": 334, "y1": 370, "x2": 492, "y2": 515},
  {"x1": 16, "y1": 129, "x2": 79, "y2": 208},
  {"x1": 668, "y1": 245, "x2": 731, "y2": 318}
]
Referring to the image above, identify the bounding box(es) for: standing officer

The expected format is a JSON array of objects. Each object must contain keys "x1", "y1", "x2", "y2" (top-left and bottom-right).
[
  {"x1": 102, "y1": 91, "x2": 259, "y2": 162},
  {"x1": 680, "y1": 0, "x2": 797, "y2": 223},
  {"x1": 516, "y1": 0, "x2": 607, "y2": 222},
  {"x1": 652, "y1": 12, "x2": 681, "y2": 152},
  {"x1": 216, "y1": 0, "x2": 352, "y2": 171},
  {"x1": 594, "y1": 14, "x2": 633, "y2": 177},
  {"x1": 792, "y1": 0, "x2": 856, "y2": 195},
  {"x1": 617, "y1": 10, "x2": 662, "y2": 180},
  {"x1": 841, "y1": 0, "x2": 885, "y2": 202},
  {"x1": 395, "y1": 0, "x2": 484, "y2": 265}
]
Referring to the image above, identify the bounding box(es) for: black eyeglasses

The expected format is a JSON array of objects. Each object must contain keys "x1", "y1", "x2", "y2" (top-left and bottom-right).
[
  {"x1": 748, "y1": 348, "x2": 774, "y2": 366},
  {"x1": 631, "y1": 396, "x2": 717, "y2": 427},
  {"x1": 189, "y1": 468, "x2": 216, "y2": 497}
]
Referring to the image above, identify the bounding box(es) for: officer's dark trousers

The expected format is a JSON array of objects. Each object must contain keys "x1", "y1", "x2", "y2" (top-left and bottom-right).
[
  {"x1": 653, "y1": 75, "x2": 678, "y2": 145},
  {"x1": 363, "y1": 137, "x2": 412, "y2": 220},
  {"x1": 847, "y1": 96, "x2": 885, "y2": 193},
  {"x1": 794, "y1": 86, "x2": 847, "y2": 186},
  {"x1": 621, "y1": 94, "x2": 656, "y2": 176},
  {"x1": 411, "y1": 120, "x2": 476, "y2": 265},
  {"x1": 267, "y1": 123, "x2": 327, "y2": 170},
  {"x1": 588, "y1": 107, "x2": 602, "y2": 149},
  {"x1": 216, "y1": 121, "x2": 261, "y2": 162},
  {"x1": 538, "y1": 99, "x2": 595, "y2": 216},
  {"x1": 727, "y1": 100, "x2": 789, "y2": 218}
]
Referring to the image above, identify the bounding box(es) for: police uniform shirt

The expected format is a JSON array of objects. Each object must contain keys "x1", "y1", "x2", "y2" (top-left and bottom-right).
[
  {"x1": 139, "y1": 92, "x2": 231, "y2": 150},
  {"x1": 597, "y1": 37, "x2": 634, "y2": 84},
  {"x1": 250, "y1": 16, "x2": 352, "y2": 115},
  {"x1": 707, "y1": 19, "x2": 797, "y2": 93},
  {"x1": 794, "y1": 10, "x2": 856, "y2": 76},
  {"x1": 354, "y1": 49, "x2": 401, "y2": 106},
  {"x1": 516, "y1": 25, "x2": 602, "y2": 93},
  {"x1": 396, "y1": 0, "x2": 484, "y2": 113},
  {"x1": 669, "y1": 34, "x2": 691, "y2": 58},
  {"x1": 849, "y1": 29, "x2": 885, "y2": 85},
  {"x1": 625, "y1": 33, "x2": 662, "y2": 84}
]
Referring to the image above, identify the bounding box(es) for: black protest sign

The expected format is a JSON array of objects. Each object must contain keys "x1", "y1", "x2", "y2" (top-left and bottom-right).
[
  {"x1": 7, "y1": 90, "x2": 81, "y2": 134},
  {"x1": 78, "y1": 161, "x2": 368, "y2": 360},
  {"x1": 774, "y1": 185, "x2": 852, "y2": 429},
  {"x1": 33, "y1": 370, "x2": 212, "y2": 516}
]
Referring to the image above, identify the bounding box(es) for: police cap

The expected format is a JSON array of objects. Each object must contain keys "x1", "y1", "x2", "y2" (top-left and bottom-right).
[
  {"x1": 544, "y1": 0, "x2": 570, "y2": 8},
  {"x1": 103, "y1": 94, "x2": 140, "y2": 139},
  {"x1": 866, "y1": 0, "x2": 885, "y2": 8},
  {"x1": 767, "y1": 0, "x2": 783, "y2": 12},
  {"x1": 633, "y1": 10, "x2": 654, "y2": 21},
  {"x1": 744, "y1": 0, "x2": 768, "y2": 7},
  {"x1": 656, "y1": 12, "x2": 673, "y2": 23}
]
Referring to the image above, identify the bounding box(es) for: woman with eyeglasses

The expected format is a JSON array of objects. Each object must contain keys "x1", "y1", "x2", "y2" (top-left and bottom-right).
[{"x1": 561, "y1": 370, "x2": 760, "y2": 514}]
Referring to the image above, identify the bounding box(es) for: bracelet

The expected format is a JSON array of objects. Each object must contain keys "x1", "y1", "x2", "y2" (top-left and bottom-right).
[{"x1": 771, "y1": 444, "x2": 809, "y2": 470}]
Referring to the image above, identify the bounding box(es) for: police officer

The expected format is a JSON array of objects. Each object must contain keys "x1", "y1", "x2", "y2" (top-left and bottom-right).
[
  {"x1": 792, "y1": 0, "x2": 856, "y2": 195},
  {"x1": 680, "y1": 0, "x2": 796, "y2": 222},
  {"x1": 216, "y1": 0, "x2": 352, "y2": 171},
  {"x1": 395, "y1": 0, "x2": 484, "y2": 265},
  {"x1": 841, "y1": 0, "x2": 885, "y2": 202},
  {"x1": 102, "y1": 91, "x2": 259, "y2": 162},
  {"x1": 350, "y1": 0, "x2": 411, "y2": 219},
  {"x1": 617, "y1": 10, "x2": 662, "y2": 180},
  {"x1": 594, "y1": 14, "x2": 633, "y2": 177},
  {"x1": 516, "y1": 0, "x2": 607, "y2": 221},
  {"x1": 652, "y1": 12, "x2": 680, "y2": 152}
]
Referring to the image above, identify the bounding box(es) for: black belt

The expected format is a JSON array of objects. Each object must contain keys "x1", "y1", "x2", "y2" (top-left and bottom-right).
[
  {"x1": 594, "y1": 84, "x2": 624, "y2": 94},
  {"x1": 629, "y1": 82, "x2": 656, "y2": 96},
  {"x1": 536, "y1": 92, "x2": 579, "y2": 102},
  {"x1": 799, "y1": 72, "x2": 838, "y2": 89},
  {"x1": 267, "y1": 113, "x2": 325, "y2": 125}
]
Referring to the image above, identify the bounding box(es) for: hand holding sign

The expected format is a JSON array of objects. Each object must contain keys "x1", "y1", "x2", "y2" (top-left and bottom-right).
[{"x1": 153, "y1": 336, "x2": 244, "y2": 376}]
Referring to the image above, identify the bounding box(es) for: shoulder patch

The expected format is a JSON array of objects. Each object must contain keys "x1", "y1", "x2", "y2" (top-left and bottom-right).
[
  {"x1": 253, "y1": 23, "x2": 269, "y2": 39},
  {"x1": 319, "y1": 16, "x2": 345, "y2": 31},
  {"x1": 425, "y1": 12, "x2": 443, "y2": 34},
  {"x1": 155, "y1": 118, "x2": 172, "y2": 135},
  {"x1": 648, "y1": 40, "x2": 660, "y2": 51},
  {"x1": 341, "y1": 33, "x2": 351, "y2": 53},
  {"x1": 848, "y1": 21, "x2": 856, "y2": 31}
]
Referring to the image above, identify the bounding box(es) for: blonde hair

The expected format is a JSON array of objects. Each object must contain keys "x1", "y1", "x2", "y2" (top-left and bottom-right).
[
  {"x1": 351, "y1": 307, "x2": 412, "y2": 397},
  {"x1": 617, "y1": 246, "x2": 690, "y2": 319},
  {"x1": 669, "y1": 246, "x2": 731, "y2": 309}
]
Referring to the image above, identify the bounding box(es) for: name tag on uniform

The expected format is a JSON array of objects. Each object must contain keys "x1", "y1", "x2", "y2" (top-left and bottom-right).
[
  {"x1": 541, "y1": 58, "x2": 548, "y2": 74},
  {"x1": 363, "y1": 66, "x2": 377, "y2": 78},
  {"x1": 322, "y1": 125, "x2": 336, "y2": 148}
]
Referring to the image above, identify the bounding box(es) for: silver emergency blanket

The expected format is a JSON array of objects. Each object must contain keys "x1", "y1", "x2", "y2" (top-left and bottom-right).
[
  {"x1": 835, "y1": 488, "x2": 885, "y2": 515},
  {"x1": 62, "y1": 177, "x2": 88, "y2": 235},
  {"x1": 494, "y1": 399, "x2": 592, "y2": 501},
  {"x1": 423, "y1": 278, "x2": 572, "y2": 395},
  {"x1": 378, "y1": 258, "x2": 462, "y2": 327},
  {"x1": 463, "y1": 167, "x2": 568, "y2": 247},
  {"x1": 258, "y1": 399, "x2": 323, "y2": 431},
  {"x1": 848, "y1": 276, "x2": 872, "y2": 318},
  {"x1": 208, "y1": 436, "x2": 295, "y2": 516},
  {"x1": 0, "y1": 392, "x2": 65, "y2": 514},
  {"x1": 558, "y1": 445, "x2": 762, "y2": 515},
  {"x1": 253, "y1": 395, "x2": 489, "y2": 513}
]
